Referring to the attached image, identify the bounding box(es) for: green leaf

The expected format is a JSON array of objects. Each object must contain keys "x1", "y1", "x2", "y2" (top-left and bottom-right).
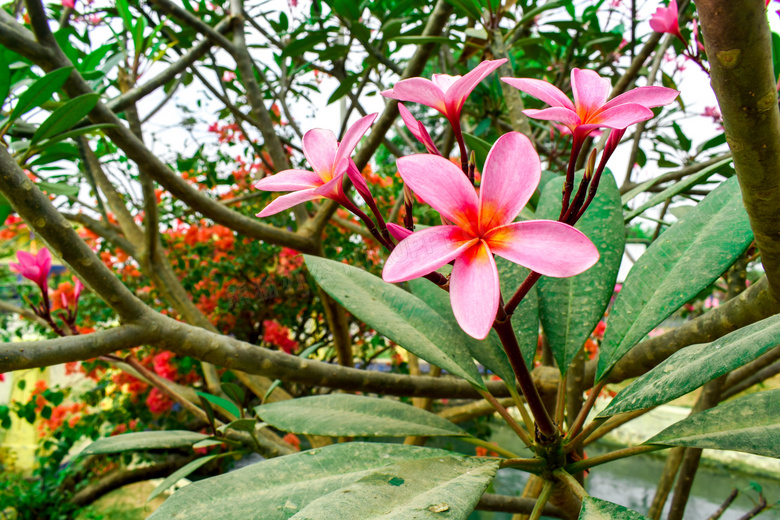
[
  {"x1": 624, "y1": 158, "x2": 731, "y2": 222},
  {"x1": 31, "y1": 123, "x2": 114, "y2": 150},
  {"x1": 409, "y1": 274, "x2": 515, "y2": 385},
  {"x1": 217, "y1": 418, "x2": 258, "y2": 433},
  {"x1": 221, "y1": 382, "x2": 245, "y2": 407},
  {"x1": 290, "y1": 456, "x2": 498, "y2": 520},
  {"x1": 195, "y1": 391, "x2": 241, "y2": 419},
  {"x1": 281, "y1": 32, "x2": 329, "y2": 58},
  {"x1": 0, "y1": 194, "x2": 12, "y2": 227},
  {"x1": 147, "y1": 454, "x2": 230, "y2": 503},
  {"x1": 37, "y1": 181, "x2": 79, "y2": 197},
  {"x1": 31, "y1": 94, "x2": 100, "y2": 146},
  {"x1": 327, "y1": 73, "x2": 359, "y2": 105},
  {"x1": 0, "y1": 54, "x2": 10, "y2": 107},
  {"x1": 389, "y1": 36, "x2": 458, "y2": 46},
  {"x1": 463, "y1": 132, "x2": 491, "y2": 173},
  {"x1": 79, "y1": 431, "x2": 208, "y2": 456},
  {"x1": 598, "y1": 176, "x2": 753, "y2": 381},
  {"x1": 116, "y1": 0, "x2": 134, "y2": 32},
  {"x1": 579, "y1": 497, "x2": 650, "y2": 519},
  {"x1": 9, "y1": 67, "x2": 73, "y2": 122},
  {"x1": 496, "y1": 257, "x2": 539, "y2": 369},
  {"x1": 332, "y1": 0, "x2": 361, "y2": 19},
  {"x1": 148, "y1": 442, "x2": 489, "y2": 520},
  {"x1": 443, "y1": 0, "x2": 482, "y2": 20},
  {"x1": 535, "y1": 171, "x2": 624, "y2": 374},
  {"x1": 600, "y1": 313, "x2": 780, "y2": 417},
  {"x1": 256, "y1": 394, "x2": 466, "y2": 438},
  {"x1": 645, "y1": 390, "x2": 780, "y2": 458},
  {"x1": 304, "y1": 256, "x2": 485, "y2": 389}
]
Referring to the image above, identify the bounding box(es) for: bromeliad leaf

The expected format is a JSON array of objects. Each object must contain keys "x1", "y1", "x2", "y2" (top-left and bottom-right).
[
  {"x1": 645, "y1": 390, "x2": 780, "y2": 458},
  {"x1": 290, "y1": 456, "x2": 499, "y2": 520},
  {"x1": 148, "y1": 442, "x2": 484, "y2": 520},
  {"x1": 536, "y1": 170, "x2": 624, "y2": 374},
  {"x1": 304, "y1": 256, "x2": 485, "y2": 389},
  {"x1": 79, "y1": 431, "x2": 208, "y2": 456},
  {"x1": 255, "y1": 394, "x2": 465, "y2": 438},
  {"x1": 408, "y1": 273, "x2": 516, "y2": 385},
  {"x1": 598, "y1": 176, "x2": 753, "y2": 381},
  {"x1": 579, "y1": 497, "x2": 650, "y2": 519},
  {"x1": 600, "y1": 313, "x2": 780, "y2": 417}
]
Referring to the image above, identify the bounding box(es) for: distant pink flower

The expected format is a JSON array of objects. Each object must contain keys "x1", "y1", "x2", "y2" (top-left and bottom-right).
[
  {"x1": 60, "y1": 277, "x2": 83, "y2": 312},
  {"x1": 222, "y1": 71, "x2": 237, "y2": 82},
  {"x1": 62, "y1": 0, "x2": 75, "y2": 8},
  {"x1": 383, "y1": 132, "x2": 599, "y2": 339},
  {"x1": 10, "y1": 249, "x2": 52, "y2": 293},
  {"x1": 381, "y1": 59, "x2": 507, "y2": 159},
  {"x1": 649, "y1": 0, "x2": 686, "y2": 44},
  {"x1": 254, "y1": 113, "x2": 377, "y2": 217},
  {"x1": 501, "y1": 68, "x2": 678, "y2": 141},
  {"x1": 691, "y1": 20, "x2": 705, "y2": 53}
]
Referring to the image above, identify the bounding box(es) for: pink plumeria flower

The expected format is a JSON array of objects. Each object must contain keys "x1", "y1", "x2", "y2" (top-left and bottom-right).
[
  {"x1": 649, "y1": 0, "x2": 686, "y2": 45},
  {"x1": 10, "y1": 248, "x2": 52, "y2": 293},
  {"x1": 62, "y1": 0, "x2": 75, "y2": 8},
  {"x1": 501, "y1": 68, "x2": 679, "y2": 142},
  {"x1": 398, "y1": 103, "x2": 440, "y2": 155},
  {"x1": 381, "y1": 59, "x2": 507, "y2": 155},
  {"x1": 382, "y1": 132, "x2": 599, "y2": 339},
  {"x1": 222, "y1": 71, "x2": 237, "y2": 82},
  {"x1": 255, "y1": 113, "x2": 377, "y2": 217}
]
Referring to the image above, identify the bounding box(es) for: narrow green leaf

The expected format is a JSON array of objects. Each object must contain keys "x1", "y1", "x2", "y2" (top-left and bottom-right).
[
  {"x1": 256, "y1": 394, "x2": 466, "y2": 438},
  {"x1": 621, "y1": 177, "x2": 658, "y2": 205},
  {"x1": 462, "y1": 132, "x2": 491, "y2": 173},
  {"x1": 536, "y1": 171, "x2": 624, "y2": 374},
  {"x1": 147, "y1": 454, "x2": 229, "y2": 503},
  {"x1": 598, "y1": 176, "x2": 753, "y2": 381},
  {"x1": 645, "y1": 390, "x2": 780, "y2": 458},
  {"x1": 443, "y1": 0, "x2": 482, "y2": 20},
  {"x1": 9, "y1": 67, "x2": 73, "y2": 122},
  {"x1": 0, "y1": 54, "x2": 10, "y2": 107},
  {"x1": 79, "y1": 431, "x2": 208, "y2": 456},
  {"x1": 195, "y1": 391, "x2": 241, "y2": 419},
  {"x1": 579, "y1": 497, "x2": 650, "y2": 519},
  {"x1": 304, "y1": 256, "x2": 485, "y2": 389},
  {"x1": 600, "y1": 313, "x2": 780, "y2": 417},
  {"x1": 409, "y1": 274, "x2": 515, "y2": 385},
  {"x1": 291, "y1": 456, "x2": 499, "y2": 520},
  {"x1": 31, "y1": 93, "x2": 100, "y2": 145},
  {"x1": 221, "y1": 382, "x2": 245, "y2": 407},
  {"x1": 148, "y1": 442, "x2": 479, "y2": 520},
  {"x1": 327, "y1": 73, "x2": 359, "y2": 105},
  {"x1": 37, "y1": 181, "x2": 79, "y2": 197},
  {"x1": 217, "y1": 418, "x2": 258, "y2": 433},
  {"x1": 389, "y1": 36, "x2": 458, "y2": 46},
  {"x1": 624, "y1": 158, "x2": 730, "y2": 222},
  {"x1": 116, "y1": 0, "x2": 134, "y2": 32},
  {"x1": 31, "y1": 123, "x2": 115, "y2": 149}
]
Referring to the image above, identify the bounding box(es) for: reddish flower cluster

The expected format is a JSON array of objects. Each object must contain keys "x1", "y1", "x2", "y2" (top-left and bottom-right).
[
  {"x1": 263, "y1": 320, "x2": 298, "y2": 354},
  {"x1": 39, "y1": 402, "x2": 85, "y2": 435},
  {"x1": 208, "y1": 122, "x2": 246, "y2": 144},
  {"x1": 146, "y1": 387, "x2": 173, "y2": 414},
  {"x1": 0, "y1": 215, "x2": 24, "y2": 240},
  {"x1": 283, "y1": 432, "x2": 301, "y2": 451},
  {"x1": 153, "y1": 351, "x2": 178, "y2": 380}
]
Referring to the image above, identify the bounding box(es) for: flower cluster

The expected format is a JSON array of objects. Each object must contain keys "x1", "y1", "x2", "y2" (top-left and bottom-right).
[{"x1": 254, "y1": 60, "x2": 677, "y2": 340}]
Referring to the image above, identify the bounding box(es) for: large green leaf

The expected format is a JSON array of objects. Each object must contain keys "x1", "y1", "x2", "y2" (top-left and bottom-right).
[
  {"x1": 624, "y1": 158, "x2": 731, "y2": 222},
  {"x1": 149, "y1": 443, "x2": 489, "y2": 520},
  {"x1": 496, "y1": 257, "x2": 539, "y2": 370},
  {"x1": 79, "y1": 431, "x2": 208, "y2": 456},
  {"x1": 600, "y1": 314, "x2": 780, "y2": 417},
  {"x1": 535, "y1": 171, "x2": 624, "y2": 374},
  {"x1": 579, "y1": 497, "x2": 649, "y2": 519},
  {"x1": 290, "y1": 456, "x2": 498, "y2": 520},
  {"x1": 255, "y1": 394, "x2": 465, "y2": 438},
  {"x1": 304, "y1": 256, "x2": 485, "y2": 389},
  {"x1": 645, "y1": 390, "x2": 780, "y2": 458},
  {"x1": 8, "y1": 67, "x2": 73, "y2": 122},
  {"x1": 408, "y1": 273, "x2": 515, "y2": 385},
  {"x1": 597, "y1": 177, "x2": 753, "y2": 381},
  {"x1": 31, "y1": 93, "x2": 100, "y2": 145}
]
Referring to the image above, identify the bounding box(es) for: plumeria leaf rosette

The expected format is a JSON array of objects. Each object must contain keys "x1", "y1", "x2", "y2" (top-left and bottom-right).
[{"x1": 382, "y1": 133, "x2": 600, "y2": 339}]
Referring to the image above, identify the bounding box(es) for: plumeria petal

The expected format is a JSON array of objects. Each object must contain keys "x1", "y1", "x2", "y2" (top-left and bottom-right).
[
  {"x1": 586, "y1": 103, "x2": 654, "y2": 129},
  {"x1": 486, "y1": 220, "x2": 599, "y2": 277},
  {"x1": 443, "y1": 59, "x2": 507, "y2": 116},
  {"x1": 432, "y1": 74, "x2": 460, "y2": 92},
  {"x1": 449, "y1": 241, "x2": 499, "y2": 339},
  {"x1": 600, "y1": 86, "x2": 680, "y2": 112},
  {"x1": 571, "y1": 68, "x2": 611, "y2": 117},
  {"x1": 254, "y1": 169, "x2": 323, "y2": 191},
  {"x1": 37, "y1": 249, "x2": 51, "y2": 274},
  {"x1": 523, "y1": 107, "x2": 582, "y2": 128},
  {"x1": 383, "y1": 226, "x2": 477, "y2": 283},
  {"x1": 256, "y1": 189, "x2": 321, "y2": 217},
  {"x1": 381, "y1": 79, "x2": 447, "y2": 113},
  {"x1": 500, "y1": 77, "x2": 576, "y2": 111},
  {"x1": 302, "y1": 129, "x2": 339, "y2": 180},
  {"x1": 387, "y1": 223, "x2": 413, "y2": 242},
  {"x1": 334, "y1": 113, "x2": 377, "y2": 172},
  {"x1": 346, "y1": 160, "x2": 373, "y2": 203},
  {"x1": 479, "y1": 132, "x2": 540, "y2": 231},
  {"x1": 398, "y1": 104, "x2": 440, "y2": 154},
  {"x1": 396, "y1": 154, "x2": 479, "y2": 234}
]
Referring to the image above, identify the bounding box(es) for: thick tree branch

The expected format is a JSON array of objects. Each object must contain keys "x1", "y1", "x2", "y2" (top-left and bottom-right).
[
  {"x1": 476, "y1": 493, "x2": 569, "y2": 519},
  {"x1": 698, "y1": 0, "x2": 780, "y2": 299}
]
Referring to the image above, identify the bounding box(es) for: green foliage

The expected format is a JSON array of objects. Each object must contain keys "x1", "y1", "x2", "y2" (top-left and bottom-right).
[
  {"x1": 255, "y1": 394, "x2": 466, "y2": 437},
  {"x1": 598, "y1": 176, "x2": 754, "y2": 381},
  {"x1": 79, "y1": 431, "x2": 209, "y2": 456},
  {"x1": 578, "y1": 497, "x2": 649, "y2": 519},
  {"x1": 536, "y1": 171, "x2": 624, "y2": 374},
  {"x1": 646, "y1": 390, "x2": 780, "y2": 458}
]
